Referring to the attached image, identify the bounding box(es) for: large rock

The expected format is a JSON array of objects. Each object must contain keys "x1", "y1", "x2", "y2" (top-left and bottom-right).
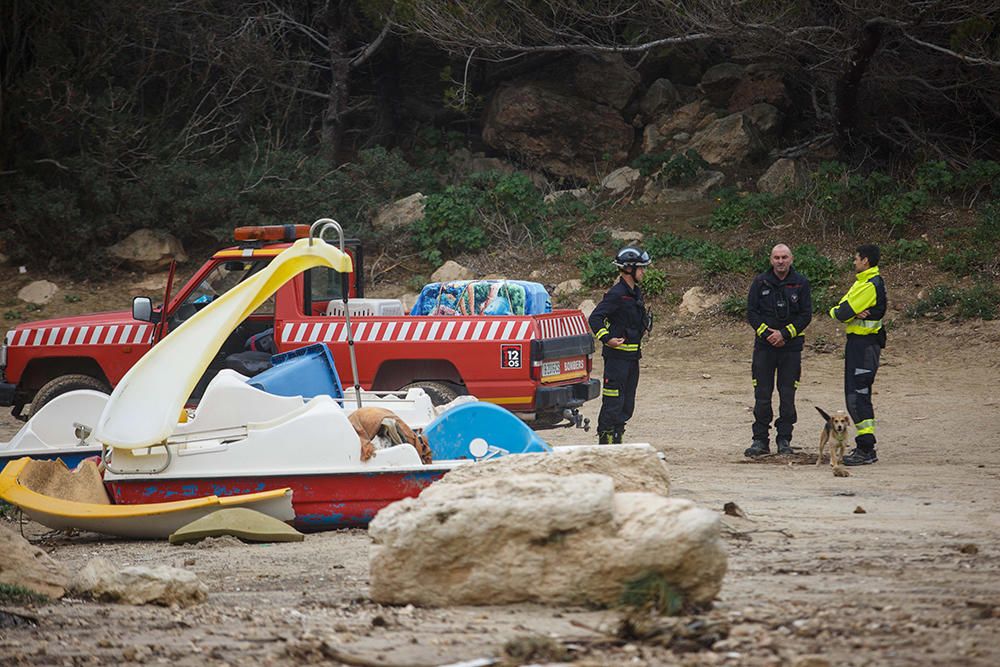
[
  {"x1": 688, "y1": 113, "x2": 765, "y2": 166},
  {"x1": 18, "y1": 280, "x2": 58, "y2": 305},
  {"x1": 757, "y1": 158, "x2": 809, "y2": 195},
  {"x1": 70, "y1": 557, "x2": 207, "y2": 607},
  {"x1": 643, "y1": 100, "x2": 714, "y2": 153},
  {"x1": 441, "y1": 445, "x2": 670, "y2": 495},
  {"x1": 610, "y1": 229, "x2": 644, "y2": 243},
  {"x1": 554, "y1": 279, "x2": 583, "y2": 297},
  {"x1": 680, "y1": 287, "x2": 725, "y2": 315},
  {"x1": 641, "y1": 171, "x2": 725, "y2": 205},
  {"x1": 0, "y1": 524, "x2": 68, "y2": 599},
  {"x1": 743, "y1": 103, "x2": 783, "y2": 138},
  {"x1": 728, "y1": 76, "x2": 789, "y2": 112},
  {"x1": 639, "y1": 78, "x2": 680, "y2": 121},
  {"x1": 369, "y1": 474, "x2": 726, "y2": 608},
  {"x1": 572, "y1": 54, "x2": 642, "y2": 111},
  {"x1": 108, "y1": 229, "x2": 188, "y2": 272},
  {"x1": 372, "y1": 193, "x2": 426, "y2": 232},
  {"x1": 431, "y1": 260, "x2": 475, "y2": 283},
  {"x1": 699, "y1": 63, "x2": 745, "y2": 107},
  {"x1": 600, "y1": 166, "x2": 641, "y2": 194},
  {"x1": 482, "y1": 81, "x2": 634, "y2": 182},
  {"x1": 543, "y1": 188, "x2": 593, "y2": 206}
]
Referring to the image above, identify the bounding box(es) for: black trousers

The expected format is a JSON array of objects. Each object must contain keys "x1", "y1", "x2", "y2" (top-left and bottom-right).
[
  {"x1": 844, "y1": 334, "x2": 881, "y2": 450},
  {"x1": 598, "y1": 356, "x2": 640, "y2": 434},
  {"x1": 751, "y1": 344, "x2": 801, "y2": 443}
]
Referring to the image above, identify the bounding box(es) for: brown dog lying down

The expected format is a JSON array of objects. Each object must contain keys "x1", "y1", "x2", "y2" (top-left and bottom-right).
[{"x1": 348, "y1": 407, "x2": 433, "y2": 464}]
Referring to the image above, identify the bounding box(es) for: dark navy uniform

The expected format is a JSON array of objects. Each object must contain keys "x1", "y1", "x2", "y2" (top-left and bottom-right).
[
  {"x1": 746, "y1": 267, "x2": 812, "y2": 447},
  {"x1": 588, "y1": 277, "x2": 648, "y2": 442}
]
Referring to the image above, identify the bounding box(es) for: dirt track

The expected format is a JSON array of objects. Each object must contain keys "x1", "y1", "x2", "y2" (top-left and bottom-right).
[{"x1": 2, "y1": 316, "x2": 1000, "y2": 666}]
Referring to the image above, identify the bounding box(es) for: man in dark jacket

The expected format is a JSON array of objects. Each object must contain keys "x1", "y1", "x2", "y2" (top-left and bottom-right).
[
  {"x1": 745, "y1": 244, "x2": 813, "y2": 457},
  {"x1": 588, "y1": 247, "x2": 652, "y2": 444}
]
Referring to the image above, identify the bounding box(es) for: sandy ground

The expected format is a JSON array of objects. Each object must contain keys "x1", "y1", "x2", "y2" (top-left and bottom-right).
[{"x1": 2, "y1": 316, "x2": 1000, "y2": 666}]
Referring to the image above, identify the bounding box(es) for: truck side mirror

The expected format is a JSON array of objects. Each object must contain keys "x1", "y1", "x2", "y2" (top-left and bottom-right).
[{"x1": 132, "y1": 296, "x2": 153, "y2": 322}]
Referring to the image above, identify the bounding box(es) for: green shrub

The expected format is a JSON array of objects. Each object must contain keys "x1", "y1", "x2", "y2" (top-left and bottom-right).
[
  {"x1": 641, "y1": 267, "x2": 668, "y2": 296},
  {"x1": 957, "y1": 284, "x2": 1000, "y2": 320},
  {"x1": 710, "y1": 191, "x2": 786, "y2": 231},
  {"x1": 791, "y1": 244, "x2": 838, "y2": 294},
  {"x1": 620, "y1": 572, "x2": 684, "y2": 615},
  {"x1": 905, "y1": 285, "x2": 958, "y2": 319},
  {"x1": 630, "y1": 149, "x2": 707, "y2": 183},
  {"x1": 906, "y1": 284, "x2": 1000, "y2": 320},
  {"x1": 414, "y1": 171, "x2": 574, "y2": 263},
  {"x1": 886, "y1": 238, "x2": 931, "y2": 262},
  {"x1": 876, "y1": 189, "x2": 929, "y2": 231},
  {"x1": 722, "y1": 293, "x2": 746, "y2": 319},
  {"x1": 0, "y1": 583, "x2": 51, "y2": 606},
  {"x1": 578, "y1": 250, "x2": 618, "y2": 288},
  {"x1": 939, "y1": 202, "x2": 1000, "y2": 278},
  {"x1": 644, "y1": 232, "x2": 754, "y2": 276}
]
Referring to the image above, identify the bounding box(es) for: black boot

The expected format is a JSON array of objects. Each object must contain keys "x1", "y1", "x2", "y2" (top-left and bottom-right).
[
  {"x1": 843, "y1": 448, "x2": 878, "y2": 466},
  {"x1": 598, "y1": 431, "x2": 614, "y2": 445},
  {"x1": 776, "y1": 438, "x2": 793, "y2": 455},
  {"x1": 612, "y1": 430, "x2": 623, "y2": 444},
  {"x1": 744, "y1": 439, "x2": 770, "y2": 458}
]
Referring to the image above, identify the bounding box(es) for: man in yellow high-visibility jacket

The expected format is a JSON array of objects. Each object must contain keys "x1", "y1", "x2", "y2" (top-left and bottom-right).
[{"x1": 829, "y1": 244, "x2": 887, "y2": 465}]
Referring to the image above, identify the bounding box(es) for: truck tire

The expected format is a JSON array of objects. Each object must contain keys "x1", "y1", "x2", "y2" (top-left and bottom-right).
[
  {"x1": 29, "y1": 374, "x2": 111, "y2": 418},
  {"x1": 401, "y1": 381, "x2": 461, "y2": 407}
]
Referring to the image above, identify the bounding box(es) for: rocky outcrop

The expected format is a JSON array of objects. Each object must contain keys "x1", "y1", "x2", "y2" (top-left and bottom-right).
[
  {"x1": 728, "y1": 76, "x2": 789, "y2": 113},
  {"x1": 369, "y1": 473, "x2": 726, "y2": 608},
  {"x1": 641, "y1": 171, "x2": 725, "y2": 205},
  {"x1": 431, "y1": 260, "x2": 475, "y2": 283},
  {"x1": 553, "y1": 279, "x2": 583, "y2": 297},
  {"x1": 688, "y1": 113, "x2": 766, "y2": 166},
  {"x1": 108, "y1": 229, "x2": 188, "y2": 272},
  {"x1": 600, "y1": 166, "x2": 641, "y2": 194},
  {"x1": 757, "y1": 158, "x2": 809, "y2": 195},
  {"x1": 0, "y1": 524, "x2": 68, "y2": 599},
  {"x1": 699, "y1": 63, "x2": 745, "y2": 107},
  {"x1": 571, "y1": 54, "x2": 642, "y2": 111},
  {"x1": 744, "y1": 103, "x2": 783, "y2": 138},
  {"x1": 482, "y1": 81, "x2": 634, "y2": 182},
  {"x1": 639, "y1": 78, "x2": 681, "y2": 121},
  {"x1": 642, "y1": 100, "x2": 714, "y2": 153},
  {"x1": 372, "y1": 193, "x2": 426, "y2": 232}
]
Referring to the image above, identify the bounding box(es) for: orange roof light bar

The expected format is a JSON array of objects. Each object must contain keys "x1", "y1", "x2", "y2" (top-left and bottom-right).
[{"x1": 233, "y1": 225, "x2": 310, "y2": 242}]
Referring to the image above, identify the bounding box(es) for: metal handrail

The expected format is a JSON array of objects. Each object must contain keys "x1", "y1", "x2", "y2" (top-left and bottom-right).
[{"x1": 308, "y1": 217, "x2": 362, "y2": 409}]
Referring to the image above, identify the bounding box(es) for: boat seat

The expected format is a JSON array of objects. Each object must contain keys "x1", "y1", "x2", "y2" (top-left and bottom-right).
[
  {"x1": 176, "y1": 370, "x2": 305, "y2": 436},
  {"x1": 1, "y1": 390, "x2": 107, "y2": 453},
  {"x1": 423, "y1": 402, "x2": 551, "y2": 460}
]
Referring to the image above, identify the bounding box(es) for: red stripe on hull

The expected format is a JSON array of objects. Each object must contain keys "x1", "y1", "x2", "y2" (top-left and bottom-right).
[{"x1": 106, "y1": 469, "x2": 445, "y2": 531}]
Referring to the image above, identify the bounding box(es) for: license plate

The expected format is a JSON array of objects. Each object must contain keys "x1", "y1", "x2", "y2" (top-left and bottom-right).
[{"x1": 541, "y1": 361, "x2": 561, "y2": 377}]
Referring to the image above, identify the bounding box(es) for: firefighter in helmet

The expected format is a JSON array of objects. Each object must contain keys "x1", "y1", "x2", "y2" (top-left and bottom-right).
[{"x1": 588, "y1": 246, "x2": 652, "y2": 444}]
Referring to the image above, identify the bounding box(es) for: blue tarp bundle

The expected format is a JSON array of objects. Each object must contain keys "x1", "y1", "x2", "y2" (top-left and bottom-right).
[{"x1": 410, "y1": 280, "x2": 552, "y2": 316}]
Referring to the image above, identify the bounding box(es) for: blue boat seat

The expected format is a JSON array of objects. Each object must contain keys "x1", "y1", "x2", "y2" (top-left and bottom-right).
[{"x1": 423, "y1": 402, "x2": 551, "y2": 460}]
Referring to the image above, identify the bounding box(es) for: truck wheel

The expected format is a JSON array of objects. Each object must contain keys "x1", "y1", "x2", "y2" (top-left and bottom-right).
[
  {"x1": 29, "y1": 374, "x2": 111, "y2": 418},
  {"x1": 401, "y1": 381, "x2": 460, "y2": 407}
]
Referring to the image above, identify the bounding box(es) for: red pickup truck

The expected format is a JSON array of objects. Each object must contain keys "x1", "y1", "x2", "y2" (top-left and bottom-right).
[{"x1": 1, "y1": 226, "x2": 598, "y2": 427}]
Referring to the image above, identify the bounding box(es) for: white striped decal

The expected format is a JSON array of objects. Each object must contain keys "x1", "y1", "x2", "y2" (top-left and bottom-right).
[
  {"x1": 367, "y1": 322, "x2": 382, "y2": 341},
  {"x1": 500, "y1": 320, "x2": 515, "y2": 340},
  {"x1": 428, "y1": 322, "x2": 441, "y2": 341},
  {"x1": 457, "y1": 322, "x2": 470, "y2": 340},
  {"x1": 4, "y1": 323, "x2": 153, "y2": 347},
  {"x1": 381, "y1": 322, "x2": 396, "y2": 341},
  {"x1": 412, "y1": 322, "x2": 426, "y2": 341},
  {"x1": 472, "y1": 321, "x2": 485, "y2": 340},
  {"x1": 486, "y1": 321, "x2": 500, "y2": 340}
]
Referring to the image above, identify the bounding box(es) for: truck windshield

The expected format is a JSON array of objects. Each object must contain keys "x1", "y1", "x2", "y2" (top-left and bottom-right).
[
  {"x1": 305, "y1": 267, "x2": 346, "y2": 316},
  {"x1": 174, "y1": 260, "x2": 272, "y2": 323}
]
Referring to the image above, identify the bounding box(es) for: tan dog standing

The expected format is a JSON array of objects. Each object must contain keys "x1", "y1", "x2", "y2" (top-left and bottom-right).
[
  {"x1": 815, "y1": 406, "x2": 851, "y2": 472},
  {"x1": 348, "y1": 407, "x2": 433, "y2": 464}
]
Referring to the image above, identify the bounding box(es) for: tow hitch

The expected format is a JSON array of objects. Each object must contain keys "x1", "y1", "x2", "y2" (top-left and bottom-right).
[{"x1": 563, "y1": 407, "x2": 590, "y2": 431}]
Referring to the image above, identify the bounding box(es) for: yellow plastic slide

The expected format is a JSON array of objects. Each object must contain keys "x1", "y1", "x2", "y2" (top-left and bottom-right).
[
  {"x1": 0, "y1": 457, "x2": 295, "y2": 539},
  {"x1": 95, "y1": 237, "x2": 352, "y2": 450}
]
